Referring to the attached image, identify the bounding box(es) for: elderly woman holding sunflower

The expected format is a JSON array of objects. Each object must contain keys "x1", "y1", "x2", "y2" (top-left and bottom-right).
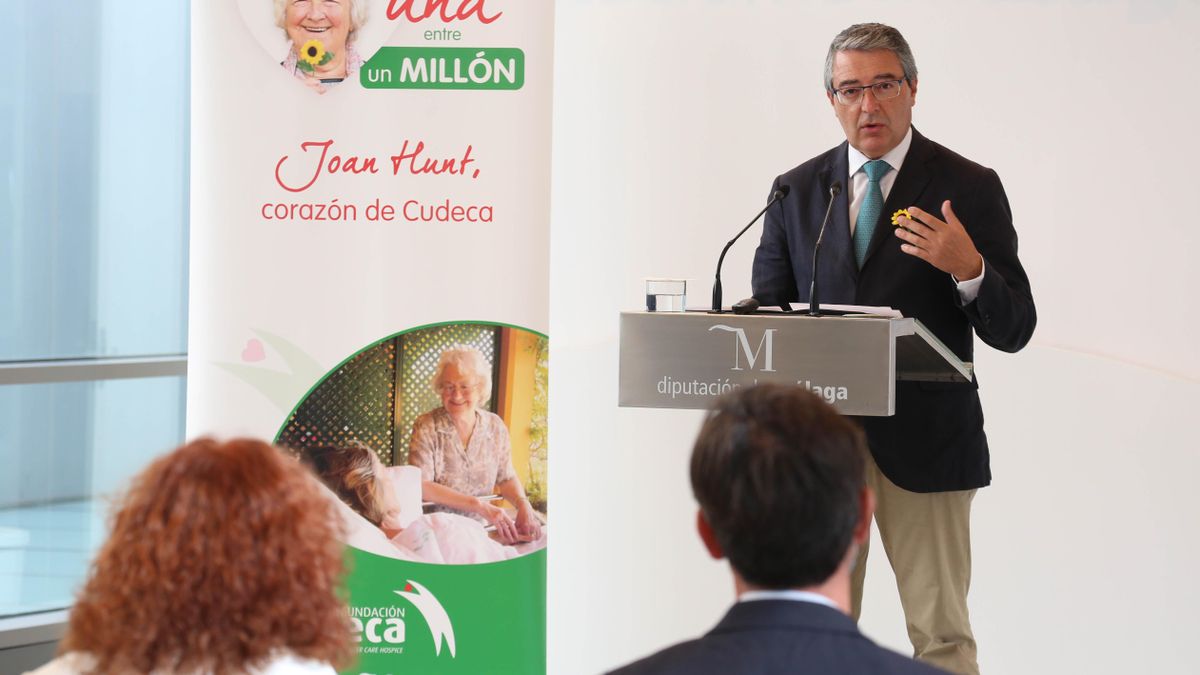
[{"x1": 276, "y1": 0, "x2": 367, "y2": 93}]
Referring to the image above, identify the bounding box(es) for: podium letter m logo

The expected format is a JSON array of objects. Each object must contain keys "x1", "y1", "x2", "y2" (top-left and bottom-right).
[{"x1": 709, "y1": 325, "x2": 777, "y2": 372}]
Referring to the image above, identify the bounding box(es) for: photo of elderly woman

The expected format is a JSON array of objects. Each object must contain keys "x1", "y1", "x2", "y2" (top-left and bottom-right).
[
  {"x1": 410, "y1": 345, "x2": 544, "y2": 544},
  {"x1": 277, "y1": 322, "x2": 548, "y2": 563},
  {"x1": 275, "y1": 0, "x2": 368, "y2": 93}
]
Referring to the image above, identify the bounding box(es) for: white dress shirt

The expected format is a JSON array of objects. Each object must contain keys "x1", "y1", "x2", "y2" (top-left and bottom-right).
[
  {"x1": 845, "y1": 126, "x2": 984, "y2": 302},
  {"x1": 738, "y1": 589, "x2": 841, "y2": 610}
]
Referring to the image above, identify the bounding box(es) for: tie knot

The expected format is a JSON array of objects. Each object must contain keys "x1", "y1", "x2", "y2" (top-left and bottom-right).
[{"x1": 863, "y1": 159, "x2": 891, "y2": 182}]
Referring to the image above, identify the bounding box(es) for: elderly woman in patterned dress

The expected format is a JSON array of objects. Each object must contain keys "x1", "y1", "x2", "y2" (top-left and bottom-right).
[{"x1": 408, "y1": 345, "x2": 543, "y2": 545}]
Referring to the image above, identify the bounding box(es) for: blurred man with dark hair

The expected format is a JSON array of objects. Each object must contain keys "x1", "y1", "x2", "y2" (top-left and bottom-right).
[{"x1": 609, "y1": 385, "x2": 948, "y2": 675}]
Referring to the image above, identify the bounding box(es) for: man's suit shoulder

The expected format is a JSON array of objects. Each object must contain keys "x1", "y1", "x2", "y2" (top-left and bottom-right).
[
  {"x1": 605, "y1": 635, "x2": 730, "y2": 675},
  {"x1": 607, "y1": 600, "x2": 950, "y2": 675},
  {"x1": 608, "y1": 632, "x2": 947, "y2": 675}
]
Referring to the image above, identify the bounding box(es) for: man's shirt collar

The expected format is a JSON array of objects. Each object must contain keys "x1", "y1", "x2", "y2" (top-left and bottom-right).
[
  {"x1": 847, "y1": 125, "x2": 914, "y2": 178},
  {"x1": 738, "y1": 589, "x2": 840, "y2": 611}
]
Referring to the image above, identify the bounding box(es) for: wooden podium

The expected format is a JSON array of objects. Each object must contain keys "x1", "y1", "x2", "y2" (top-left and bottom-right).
[{"x1": 617, "y1": 311, "x2": 972, "y2": 416}]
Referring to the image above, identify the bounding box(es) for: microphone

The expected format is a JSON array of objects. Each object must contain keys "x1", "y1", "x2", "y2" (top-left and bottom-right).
[
  {"x1": 711, "y1": 185, "x2": 791, "y2": 313},
  {"x1": 808, "y1": 181, "x2": 843, "y2": 317}
]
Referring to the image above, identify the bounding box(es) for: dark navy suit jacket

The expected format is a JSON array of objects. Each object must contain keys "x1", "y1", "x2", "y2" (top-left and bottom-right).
[
  {"x1": 751, "y1": 128, "x2": 1036, "y2": 492},
  {"x1": 607, "y1": 599, "x2": 949, "y2": 675}
]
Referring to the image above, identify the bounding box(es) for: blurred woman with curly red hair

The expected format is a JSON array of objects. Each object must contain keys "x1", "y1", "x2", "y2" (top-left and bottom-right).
[{"x1": 27, "y1": 438, "x2": 354, "y2": 675}]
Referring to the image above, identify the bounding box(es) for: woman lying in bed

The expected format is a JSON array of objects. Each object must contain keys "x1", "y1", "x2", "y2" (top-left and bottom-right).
[{"x1": 300, "y1": 444, "x2": 543, "y2": 564}]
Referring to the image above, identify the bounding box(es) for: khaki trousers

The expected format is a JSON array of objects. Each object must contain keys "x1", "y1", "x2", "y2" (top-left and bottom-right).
[{"x1": 851, "y1": 455, "x2": 980, "y2": 675}]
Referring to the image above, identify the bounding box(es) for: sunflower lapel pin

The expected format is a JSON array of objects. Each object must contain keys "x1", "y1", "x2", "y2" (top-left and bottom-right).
[
  {"x1": 891, "y1": 208, "x2": 912, "y2": 232},
  {"x1": 297, "y1": 40, "x2": 334, "y2": 73}
]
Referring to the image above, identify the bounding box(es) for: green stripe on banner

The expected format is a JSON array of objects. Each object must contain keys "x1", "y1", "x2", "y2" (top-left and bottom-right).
[
  {"x1": 344, "y1": 547, "x2": 547, "y2": 674},
  {"x1": 362, "y1": 48, "x2": 526, "y2": 90}
]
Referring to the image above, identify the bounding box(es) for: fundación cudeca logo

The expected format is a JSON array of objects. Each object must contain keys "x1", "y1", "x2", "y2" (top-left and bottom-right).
[
  {"x1": 351, "y1": 579, "x2": 456, "y2": 659},
  {"x1": 396, "y1": 580, "x2": 456, "y2": 657}
]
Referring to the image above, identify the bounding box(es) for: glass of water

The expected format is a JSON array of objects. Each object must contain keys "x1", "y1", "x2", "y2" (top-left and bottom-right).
[{"x1": 645, "y1": 278, "x2": 688, "y2": 312}]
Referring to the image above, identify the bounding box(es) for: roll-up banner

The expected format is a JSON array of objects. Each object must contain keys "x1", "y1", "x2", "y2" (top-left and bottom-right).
[{"x1": 189, "y1": 2, "x2": 552, "y2": 672}]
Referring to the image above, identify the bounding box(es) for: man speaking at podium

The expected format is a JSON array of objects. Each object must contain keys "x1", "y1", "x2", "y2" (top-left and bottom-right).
[{"x1": 750, "y1": 23, "x2": 1036, "y2": 675}]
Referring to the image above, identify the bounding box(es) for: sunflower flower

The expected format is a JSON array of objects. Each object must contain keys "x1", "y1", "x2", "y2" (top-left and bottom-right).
[
  {"x1": 297, "y1": 39, "x2": 335, "y2": 73},
  {"x1": 300, "y1": 40, "x2": 326, "y2": 67}
]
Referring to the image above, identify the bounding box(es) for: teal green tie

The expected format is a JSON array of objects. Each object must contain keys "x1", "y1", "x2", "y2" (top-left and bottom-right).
[{"x1": 854, "y1": 159, "x2": 892, "y2": 267}]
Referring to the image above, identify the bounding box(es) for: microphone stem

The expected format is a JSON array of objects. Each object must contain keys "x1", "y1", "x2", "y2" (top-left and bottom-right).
[
  {"x1": 809, "y1": 184, "x2": 841, "y2": 316},
  {"x1": 712, "y1": 193, "x2": 783, "y2": 313}
]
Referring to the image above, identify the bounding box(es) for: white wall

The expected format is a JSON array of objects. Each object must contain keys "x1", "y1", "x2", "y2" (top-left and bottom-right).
[{"x1": 549, "y1": 1, "x2": 1200, "y2": 673}]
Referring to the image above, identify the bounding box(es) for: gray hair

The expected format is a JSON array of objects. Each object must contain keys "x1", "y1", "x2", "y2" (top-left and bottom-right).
[
  {"x1": 274, "y1": 0, "x2": 369, "y2": 45},
  {"x1": 824, "y1": 23, "x2": 918, "y2": 92},
  {"x1": 431, "y1": 345, "x2": 492, "y2": 404}
]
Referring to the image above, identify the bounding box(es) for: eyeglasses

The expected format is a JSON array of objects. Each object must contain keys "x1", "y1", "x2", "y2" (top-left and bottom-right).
[
  {"x1": 440, "y1": 383, "x2": 478, "y2": 396},
  {"x1": 831, "y1": 79, "x2": 906, "y2": 105}
]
